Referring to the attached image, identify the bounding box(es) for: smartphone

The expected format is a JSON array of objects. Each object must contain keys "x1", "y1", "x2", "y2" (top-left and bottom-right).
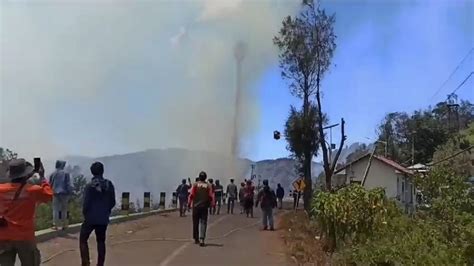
[{"x1": 34, "y1": 157, "x2": 42, "y2": 172}]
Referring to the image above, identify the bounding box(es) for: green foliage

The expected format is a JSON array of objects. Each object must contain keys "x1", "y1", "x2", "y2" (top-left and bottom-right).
[
  {"x1": 273, "y1": 0, "x2": 336, "y2": 99},
  {"x1": 285, "y1": 104, "x2": 325, "y2": 163},
  {"x1": 312, "y1": 166, "x2": 474, "y2": 265},
  {"x1": 312, "y1": 185, "x2": 398, "y2": 247},
  {"x1": 337, "y1": 216, "x2": 468, "y2": 266},
  {"x1": 376, "y1": 97, "x2": 473, "y2": 164}
]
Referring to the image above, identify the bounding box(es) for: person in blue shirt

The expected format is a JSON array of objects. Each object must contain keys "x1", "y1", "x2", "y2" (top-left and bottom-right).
[
  {"x1": 79, "y1": 162, "x2": 116, "y2": 266},
  {"x1": 49, "y1": 160, "x2": 72, "y2": 230}
]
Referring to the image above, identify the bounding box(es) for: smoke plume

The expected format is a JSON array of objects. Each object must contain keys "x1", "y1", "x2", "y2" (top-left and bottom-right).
[{"x1": 0, "y1": 0, "x2": 299, "y2": 162}]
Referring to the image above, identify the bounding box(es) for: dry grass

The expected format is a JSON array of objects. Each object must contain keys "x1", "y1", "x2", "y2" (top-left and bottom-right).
[{"x1": 279, "y1": 211, "x2": 330, "y2": 266}]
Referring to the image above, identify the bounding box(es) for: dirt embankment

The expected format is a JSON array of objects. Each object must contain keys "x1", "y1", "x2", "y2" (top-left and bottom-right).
[{"x1": 278, "y1": 211, "x2": 330, "y2": 266}]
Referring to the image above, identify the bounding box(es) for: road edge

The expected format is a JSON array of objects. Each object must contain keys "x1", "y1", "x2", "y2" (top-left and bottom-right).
[{"x1": 35, "y1": 209, "x2": 177, "y2": 243}]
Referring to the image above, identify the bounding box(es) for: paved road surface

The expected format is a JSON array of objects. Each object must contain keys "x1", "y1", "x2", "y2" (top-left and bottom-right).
[{"x1": 36, "y1": 208, "x2": 291, "y2": 266}]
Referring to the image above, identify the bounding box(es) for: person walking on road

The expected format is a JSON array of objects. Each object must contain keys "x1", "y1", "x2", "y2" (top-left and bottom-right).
[
  {"x1": 188, "y1": 171, "x2": 215, "y2": 247},
  {"x1": 238, "y1": 182, "x2": 245, "y2": 214},
  {"x1": 49, "y1": 160, "x2": 72, "y2": 230},
  {"x1": 176, "y1": 179, "x2": 190, "y2": 217},
  {"x1": 243, "y1": 180, "x2": 255, "y2": 218},
  {"x1": 213, "y1": 180, "x2": 223, "y2": 215},
  {"x1": 0, "y1": 158, "x2": 53, "y2": 266},
  {"x1": 207, "y1": 179, "x2": 215, "y2": 215},
  {"x1": 80, "y1": 162, "x2": 116, "y2": 266},
  {"x1": 276, "y1": 184, "x2": 284, "y2": 209},
  {"x1": 256, "y1": 180, "x2": 277, "y2": 231},
  {"x1": 226, "y1": 179, "x2": 238, "y2": 214}
]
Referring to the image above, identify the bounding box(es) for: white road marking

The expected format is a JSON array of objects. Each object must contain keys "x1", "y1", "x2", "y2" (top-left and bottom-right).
[{"x1": 159, "y1": 215, "x2": 228, "y2": 266}]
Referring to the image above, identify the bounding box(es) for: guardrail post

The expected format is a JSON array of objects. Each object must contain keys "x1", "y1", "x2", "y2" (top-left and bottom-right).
[
  {"x1": 159, "y1": 192, "x2": 166, "y2": 210},
  {"x1": 121, "y1": 192, "x2": 130, "y2": 215},
  {"x1": 172, "y1": 192, "x2": 177, "y2": 208},
  {"x1": 143, "y1": 192, "x2": 151, "y2": 212}
]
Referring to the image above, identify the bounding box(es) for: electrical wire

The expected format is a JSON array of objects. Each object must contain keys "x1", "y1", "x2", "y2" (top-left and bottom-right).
[
  {"x1": 41, "y1": 220, "x2": 261, "y2": 264},
  {"x1": 430, "y1": 48, "x2": 473, "y2": 101}
]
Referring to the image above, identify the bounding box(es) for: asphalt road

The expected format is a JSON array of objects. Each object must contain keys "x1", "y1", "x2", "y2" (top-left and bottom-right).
[{"x1": 36, "y1": 207, "x2": 292, "y2": 266}]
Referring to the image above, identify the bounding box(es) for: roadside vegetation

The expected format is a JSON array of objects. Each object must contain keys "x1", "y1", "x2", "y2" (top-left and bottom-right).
[{"x1": 275, "y1": 1, "x2": 474, "y2": 265}]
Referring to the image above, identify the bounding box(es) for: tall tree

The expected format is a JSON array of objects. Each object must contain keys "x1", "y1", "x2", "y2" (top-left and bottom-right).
[
  {"x1": 274, "y1": 0, "x2": 346, "y2": 210},
  {"x1": 284, "y1": 104, "x2": 326, "y2": 178}
]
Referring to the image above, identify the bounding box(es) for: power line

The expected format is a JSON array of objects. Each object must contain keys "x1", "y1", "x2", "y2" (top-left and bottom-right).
[
  {"x1": 430, "y1": 47, "x2": 473, "y2": 101},
  {"x1": 450, "y1": 71, "x2": 473, "y2": 95},
  {"x1": 427, "y1": 145, "x2": 473, "y2": 167}
]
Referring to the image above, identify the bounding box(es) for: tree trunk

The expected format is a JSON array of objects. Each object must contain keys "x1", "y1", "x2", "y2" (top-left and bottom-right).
[{"x1": 303, "y1": 152, "x2": 312, "y2": 212}]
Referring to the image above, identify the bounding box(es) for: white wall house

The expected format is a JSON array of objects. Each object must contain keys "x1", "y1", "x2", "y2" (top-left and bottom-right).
[{"x1": 334, "y1": 154, "x2": 416, "y2": 213}]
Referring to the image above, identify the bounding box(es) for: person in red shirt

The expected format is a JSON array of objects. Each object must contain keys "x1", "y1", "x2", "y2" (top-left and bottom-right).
[
  {"x1": 0, "y1": 159, "x2": 53, "y2": 266},
  {"x1": 243, "y1": 180, "x2": 255, "y2": 218},
  {"x1": 188, "y1": 171, "x2": 215, "y2": 247}
]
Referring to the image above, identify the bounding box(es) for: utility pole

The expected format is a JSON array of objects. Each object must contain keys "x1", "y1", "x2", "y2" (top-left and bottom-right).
[
  {"x1": 323, "y1": 123, "x2": 339, "y2": 165},
  {"x1": 411, "y1": 130, "x2": 416, "y2": 166}
]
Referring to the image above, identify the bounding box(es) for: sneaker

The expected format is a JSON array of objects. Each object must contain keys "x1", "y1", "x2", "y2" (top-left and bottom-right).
[
  {"x1": 263, "y1": 226, "x2": 268, "y2": 231},
  {"x1": 199, "y1": 239, "x2": 205, "y2": 247},
  {"x1": 270, "y1": 228, "x2": 275, "y2": 231}
]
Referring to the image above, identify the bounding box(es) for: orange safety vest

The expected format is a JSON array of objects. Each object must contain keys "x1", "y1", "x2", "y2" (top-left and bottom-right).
[{"x1": 0, "y1": 181, "x2": 53, "y2": 241}]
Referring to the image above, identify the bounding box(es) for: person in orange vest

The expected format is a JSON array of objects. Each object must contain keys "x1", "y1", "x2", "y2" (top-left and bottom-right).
[
  {"x1": 0, "y1": 159, "x2": 53, "y2": 266},
  {"x1": 188, "y1": 171, "x2": 215, "y2": 247}
]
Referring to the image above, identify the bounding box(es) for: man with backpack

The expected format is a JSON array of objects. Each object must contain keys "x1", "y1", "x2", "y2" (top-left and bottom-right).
[
  {"x1": 188, "y1": 171, "x2": 215, "y2": 247},
  {"x1": 255, "y1": 180, "x2": 277, "y2": 231},
  {"x1": 80, "y1": 162, "x2": 116, "y2": 266},
  {"x1": 176, "y1": 179, "x2": 190, "y2": 217},
  {"x1": 0, "y1": 159, "x2": 53, "y2": 266}
]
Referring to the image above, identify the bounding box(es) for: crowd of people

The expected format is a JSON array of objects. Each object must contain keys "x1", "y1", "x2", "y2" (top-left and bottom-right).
[
  {"x1": 180, "y1": 173, "x2": 287, "y2": 247},
  {"x1": 0, "y1": 158, "x2": 115, "y2": 266},
  {"x1": 0, "y1": 156, "x2": 289, "y2": 265}
]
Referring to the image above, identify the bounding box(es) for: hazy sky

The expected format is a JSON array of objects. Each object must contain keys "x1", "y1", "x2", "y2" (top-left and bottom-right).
[{"x1": 1, "y1": 0, "x2": 473, "y2": 161}]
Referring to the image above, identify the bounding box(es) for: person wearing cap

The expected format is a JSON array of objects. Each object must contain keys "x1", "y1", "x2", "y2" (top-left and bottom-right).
[
  {"x1": 0, "y1": 158, "x2": 53, "y2": 266},
  {"x1": 188, "y1": 171, "x2": 215, "y2": 247},
  {"x1": 80, "y1": 162, "x2": 116, "y2": 266},
  {"x1": 255, "y1": 180, "x2": 277, "y2": 231},
  {"x1": 49, "y1": 160, "x2": 72, "y2": 230},
  {"x1": 226, "y1": 179, "x2": 238, "y2": 214},
  {"x1": 176, "y1": 179, "x2": 190, "y2": 217}
]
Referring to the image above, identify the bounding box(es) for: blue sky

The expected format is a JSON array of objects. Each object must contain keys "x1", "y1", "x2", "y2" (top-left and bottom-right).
[
  {"x1": 1, "y1": 0, "x2": 473, "y2": 161},
  {"x1": 250, "y1": 0, "x2": 473, "y2": 161}
]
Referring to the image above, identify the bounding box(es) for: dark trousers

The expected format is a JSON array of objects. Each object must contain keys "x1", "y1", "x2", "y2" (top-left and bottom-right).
[
  {"x1": 79, "y1": 222, "x2": 108, "y2": 266},
  {"x1": 227, "y1": 197, "x2": 235, "y2": 214},
  {"x1": 0, "y1": 241, "x2": 40, "y2": 266},
  {"x1": 178, "y1": 197, "x2": 187, "y2": 217},
  {"x1": 192, "y1": 207, "x2": 209, "y2": 241},
  {"x1": 278, "y1": 197, "x2": 283, "y2": 209},
  {"x1": 213, "y1": 198, "x2": 222, "y2": 215}
]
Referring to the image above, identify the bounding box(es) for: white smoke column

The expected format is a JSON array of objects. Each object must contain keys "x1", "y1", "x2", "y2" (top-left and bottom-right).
[{"x1": 0, "y1": 1, "x2": 299, "y2": 162}]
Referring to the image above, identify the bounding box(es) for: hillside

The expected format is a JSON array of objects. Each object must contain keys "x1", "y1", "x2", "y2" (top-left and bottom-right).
[{"x1": 58, "y1": 149, "x2": 324, "y2": 203}]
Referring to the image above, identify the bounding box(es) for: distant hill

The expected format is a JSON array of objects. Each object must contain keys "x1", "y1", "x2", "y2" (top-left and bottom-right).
[{"x1": 57, "y1": 148, "x2": 324, "y2": 203}]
